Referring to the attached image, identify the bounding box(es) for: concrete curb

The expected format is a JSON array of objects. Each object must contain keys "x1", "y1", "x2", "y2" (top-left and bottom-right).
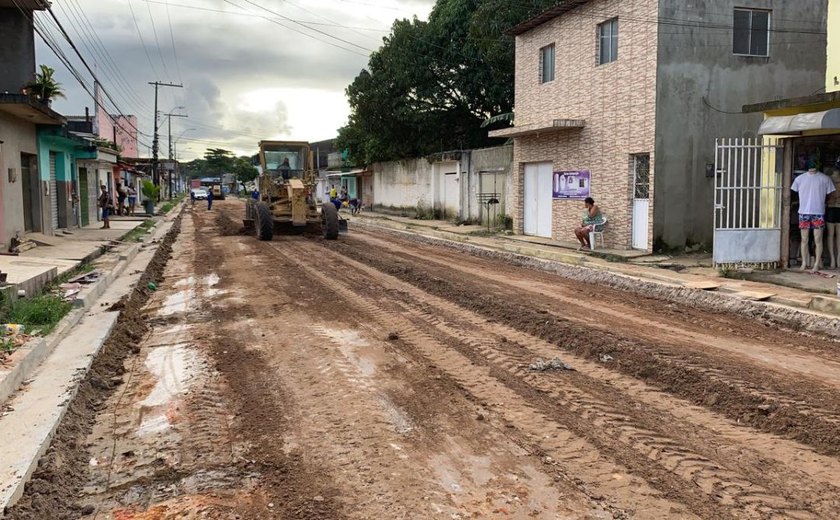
[
  {"x1": 0, "y1": 213, "x2": 174, "y2": 407},
  {"x1": 352, "y1": 218, "x2": 840, "y2": 338}
]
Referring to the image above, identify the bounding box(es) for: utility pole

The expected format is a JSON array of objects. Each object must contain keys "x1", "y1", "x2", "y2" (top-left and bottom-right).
[
  {"x1": 166, "y1": 110, "x2": 188, "y2": 201},
  {"x1": 149, "y1": 81, "x2": 183, "y2": 200}
]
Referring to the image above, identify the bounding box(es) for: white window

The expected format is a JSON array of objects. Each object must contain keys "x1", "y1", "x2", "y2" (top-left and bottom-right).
[
  {"x1": 733, "y1": 8, "x2": 770, "y2": 57},
  {"x1": 540, "y1": 44, "x2": 555, "y2": 83},
  {"x1": 598, "y1": 18, "x2": 619, "y2": 65}
]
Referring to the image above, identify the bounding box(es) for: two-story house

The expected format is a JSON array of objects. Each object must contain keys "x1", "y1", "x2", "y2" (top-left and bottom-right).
[
  {"x1": 491, "y1": 0, "x2": 826, "y2": 252},
  {"x1": 0, "y1": 0, "x2": 64, "y2": 249}
]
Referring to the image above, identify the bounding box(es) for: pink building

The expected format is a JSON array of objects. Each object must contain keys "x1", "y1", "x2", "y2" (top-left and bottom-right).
[{"x1": 93, "y1": 83, "x2": 139, "y2": 158}]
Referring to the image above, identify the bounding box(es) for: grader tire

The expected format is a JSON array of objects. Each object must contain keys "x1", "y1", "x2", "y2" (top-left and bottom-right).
[
  {"x1": 257, "y1": 202, "x2": 274, "y2": 241},
  {"x1": 322, "y1": 203, "x2": 339, "y2": 240}
]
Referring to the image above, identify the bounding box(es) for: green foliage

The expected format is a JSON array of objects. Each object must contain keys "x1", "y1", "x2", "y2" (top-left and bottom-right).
[
  {"x1": 26, "y1": 65, "x2": 66, "y2": 104},
  {"x1": 141, "y1": 180, "x2": 160, "y2": 200},
  {"x1": 3, "y1": 295, "x2": 72, "y2": 336},
  {"x1": 184, "y1": 152, "x2": 257, "y2": 184},
  {"x1": 204, "y1": 148, "x2": 235, "y2": 175},
  {"x1": 121, "y1": 219, "x2": 155, "y2": 242},
  {"x1": 338, "y1": 0, "x2": 555, "y2": 165}
]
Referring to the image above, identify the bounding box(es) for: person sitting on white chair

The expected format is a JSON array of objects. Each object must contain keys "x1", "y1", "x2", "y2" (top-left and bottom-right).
[{"x1": 574, "y1": 197, "x2": 605, "y2": 251}]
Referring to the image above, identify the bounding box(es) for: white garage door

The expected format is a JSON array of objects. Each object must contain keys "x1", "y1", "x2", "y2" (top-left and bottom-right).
[
  {"x1": 49, "y1": 152, "x2": 58, "y2": 230},
  {"x1": 523, "y1": 162, "x2": 553, "y2": 238}
]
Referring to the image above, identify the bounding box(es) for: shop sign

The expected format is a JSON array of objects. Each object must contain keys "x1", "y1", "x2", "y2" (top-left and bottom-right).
[{"x1": 553, "y1": 170, "x2": 590, "y2": 199}]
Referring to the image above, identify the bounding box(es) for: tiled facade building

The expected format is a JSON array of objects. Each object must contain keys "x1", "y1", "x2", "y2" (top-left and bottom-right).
[{"x1": 493, "y1": 0, "x2": 827, "y2": 251}]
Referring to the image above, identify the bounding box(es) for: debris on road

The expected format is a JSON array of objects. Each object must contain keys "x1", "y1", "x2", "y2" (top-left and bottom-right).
[
  {"x1": 599, "y1": 354, "x2": 614, "y2": 363},
  {"x1": 528, "y1": 358, "x2": 574, "y2": 372},
  {"x1": 387, "y1": 332, "x2": 400, "y2": 341},
  {"x1": 69, "y1": 270, "x2": 102, "y2": 285}
]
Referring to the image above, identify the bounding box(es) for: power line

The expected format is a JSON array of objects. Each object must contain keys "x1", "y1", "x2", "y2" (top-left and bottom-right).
[
  {"x1": 127, "y1": 0, "x2": 161, "y2": 78},
  {"x1": 163, "y1": 0, "x2": 184, "y2": 84},
  {"x1": 145, "y1": 0, "x2": 173, "y2": 80},
  {"x1": 55, "y1": 0, "x2": 151, "y2": 114}
]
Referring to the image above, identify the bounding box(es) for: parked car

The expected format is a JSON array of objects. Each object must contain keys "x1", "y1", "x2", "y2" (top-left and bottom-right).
[{"x1": 191, "y1": 188, "x2": 208, "y2": 200}]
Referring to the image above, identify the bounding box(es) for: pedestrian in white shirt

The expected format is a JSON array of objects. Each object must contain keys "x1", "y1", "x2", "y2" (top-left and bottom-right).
[{"x1": 791, "y1": 167, "x2": 836, "y2": 271}]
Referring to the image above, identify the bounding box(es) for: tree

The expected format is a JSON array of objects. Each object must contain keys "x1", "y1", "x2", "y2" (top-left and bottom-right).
[
  {"x1": 203, "y1": 148, "x2": 235, "y2": 176},
  {"x1": 26, "y1": 65, "x2": 66, "y2": 105},
  {"x1": 232, "y1": 156, "x2": 258, "y2": 184},
  {"x1": 338, "y1": 0, "x2": 555, "y2": 165}
]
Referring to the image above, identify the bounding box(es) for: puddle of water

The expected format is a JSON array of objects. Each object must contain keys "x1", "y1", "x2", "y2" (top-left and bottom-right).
[{"x1": 157, "y1": 289, "x2": 195, "y2": 316}]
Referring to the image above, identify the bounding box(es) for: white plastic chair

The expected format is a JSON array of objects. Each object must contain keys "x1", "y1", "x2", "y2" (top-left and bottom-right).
[{"x1": 589, "y1": 217, "x2": 607, "y2": 250}]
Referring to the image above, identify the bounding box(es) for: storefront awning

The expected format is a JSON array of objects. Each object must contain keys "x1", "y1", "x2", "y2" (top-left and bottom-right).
[{"x1": 758, "y1": 109, "x2": 840, "y2": 135}]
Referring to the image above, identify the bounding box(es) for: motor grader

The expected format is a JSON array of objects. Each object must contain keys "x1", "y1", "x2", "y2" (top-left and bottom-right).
[{"x1": 244, "y1": 140, "x2": 342, "y2": 240}]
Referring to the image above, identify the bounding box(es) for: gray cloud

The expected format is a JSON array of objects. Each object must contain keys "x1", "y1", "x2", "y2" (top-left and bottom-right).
[{"x1": 40, "y1": 0, "x2": 434, "y2": 157}]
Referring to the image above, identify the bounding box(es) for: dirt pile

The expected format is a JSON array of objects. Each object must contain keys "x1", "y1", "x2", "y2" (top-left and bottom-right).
[{"x1": 5, "y1": 216, "x2": 182, "y2": 520}]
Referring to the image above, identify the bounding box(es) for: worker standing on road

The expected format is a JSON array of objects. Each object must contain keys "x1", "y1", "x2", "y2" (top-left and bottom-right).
[
  {"x1": 190, "y1": 189, "x2": 196, "y2": 207},
  {"x1": 207, "y1": 186, "x2": 214, "y2": 210}
]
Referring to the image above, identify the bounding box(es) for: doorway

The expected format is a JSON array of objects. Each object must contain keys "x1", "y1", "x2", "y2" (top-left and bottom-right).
[
  {"x1": 631, "y1": 154, "x2": 650, "y2": 250},
  {"x1": 523, "y1": 162, "x2": 552, "y2": 238},
  {"x1": 20, "y1": 153, "x2": 39, "y2": 232},
  {"x1": 49, "y1": 152, "x2": 58, "y2": 231},
  {"x1": 79, "y1": 167, "x2": 90, "y2": 227}
]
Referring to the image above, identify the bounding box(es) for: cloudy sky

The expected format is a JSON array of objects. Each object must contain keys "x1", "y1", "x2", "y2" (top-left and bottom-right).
[{"x1": 38, "y1": 0, "x2": 434, "y2": 160}]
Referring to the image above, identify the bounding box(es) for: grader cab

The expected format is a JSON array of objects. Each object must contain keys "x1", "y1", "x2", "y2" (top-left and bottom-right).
[{"x1": 244, "y1": 140, "x2": 342, "y2": 240}]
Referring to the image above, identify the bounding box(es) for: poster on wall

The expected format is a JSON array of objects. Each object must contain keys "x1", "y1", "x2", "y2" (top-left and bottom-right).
[{"x1": 553, "y1": 170, "x2": 591, "y2": 199}]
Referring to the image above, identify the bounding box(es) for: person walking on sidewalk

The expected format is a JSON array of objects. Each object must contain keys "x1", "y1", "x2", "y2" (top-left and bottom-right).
[
  {"x1": 207, "y1": 186, "x2": 214, "y2": 210},
  {"x1": 98, "y1": 184, "x2": 113, "y2": 229}
]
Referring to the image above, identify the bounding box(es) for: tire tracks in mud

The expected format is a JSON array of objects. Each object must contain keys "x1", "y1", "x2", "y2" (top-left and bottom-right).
[
  {"x1": 192, "y1": 215, "x2": 347, "y2": 520},
  {"x1": 322, "y1": 235, "x2": 840, "y2": 459},
  {"x1": 269, "y1": 237, "x2": 839, "y2": 519}
]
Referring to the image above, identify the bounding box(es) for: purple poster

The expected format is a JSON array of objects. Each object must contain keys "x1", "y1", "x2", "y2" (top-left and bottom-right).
[{"x1": 553, "y1": 170, "x2": 591, "y2": 199}]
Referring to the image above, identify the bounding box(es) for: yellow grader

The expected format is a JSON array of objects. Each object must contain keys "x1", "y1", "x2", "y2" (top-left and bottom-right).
[{"x1": 244, "y1": 140, "x2": 343, "y2": 240}]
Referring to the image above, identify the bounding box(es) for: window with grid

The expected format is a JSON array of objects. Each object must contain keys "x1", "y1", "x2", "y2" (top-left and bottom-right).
[
  {"x1": 733, "y1": 8, "x2": 770, "y2": 56},
  {"x1": 539, "y1": 44, "x2": 555, "y2": 83},
  {"x1": 632, "y1": 154, "x2": 650, "y2": 199},
  {"x1": 597, "y1": 18, "x2": 619, "y2": 65}
]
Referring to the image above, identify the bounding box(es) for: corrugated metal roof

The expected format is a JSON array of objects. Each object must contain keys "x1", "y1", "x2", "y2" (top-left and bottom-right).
[{"x1": 509, "y1": 0, "x2": 592, "y2": 35}]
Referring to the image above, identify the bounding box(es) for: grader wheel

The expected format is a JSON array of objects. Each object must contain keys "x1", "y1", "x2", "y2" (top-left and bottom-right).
[
  {"x1": 256, "y1": 202, "x2": 274, "y2": 241},
  {"x1": 322, "y1": 203, "x2": 339, "y2": 240}
]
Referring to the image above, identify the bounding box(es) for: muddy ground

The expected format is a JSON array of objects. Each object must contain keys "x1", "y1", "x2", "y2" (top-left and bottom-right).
[{"x1": 8, "y1": 199, "x2": 840, "y2": 519}]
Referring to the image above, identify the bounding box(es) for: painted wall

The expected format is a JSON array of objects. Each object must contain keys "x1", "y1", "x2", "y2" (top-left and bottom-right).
[
  {"x1": 0, "y1": 7, "x2": 35, "y2": 95},
  {"x1": 470, "y1": 145, "x2": 514, "y2": 225},
  {"x1": 0, "y1": 112, "x2": 38, "y2": 248},
  {"x1": 96, "y1": 111, "x2": 139, "y2": 159},
  {"x1": 372, "y1": 147, "x2": 513, "y2": 222},
  {"x1": 512, "y1": 0, "x2": 658, "y2": 249},
  {"x1": 654, "y1": 0, "x2": 827, "y2": 249},
  {"x1": 37, "y1": 130, "x2": 96, "y2": 231},
  {"x1": 372, "y1": 158, "x2": 435, "y2": 215},
  {"x1": 829, "y1": 0, "x2": 840, "y2": 93}
]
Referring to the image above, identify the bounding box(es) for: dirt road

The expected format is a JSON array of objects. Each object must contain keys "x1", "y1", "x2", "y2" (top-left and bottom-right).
[{"x1": 10, "y1": 199, "x2": 840, "y2": 519}]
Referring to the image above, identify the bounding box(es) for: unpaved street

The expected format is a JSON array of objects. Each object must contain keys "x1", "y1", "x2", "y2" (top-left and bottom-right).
[{"x1": 10, "y1": 199, "x2": 840, "y2": 519}]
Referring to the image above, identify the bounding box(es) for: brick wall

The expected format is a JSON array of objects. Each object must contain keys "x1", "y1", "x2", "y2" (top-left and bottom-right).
[{"x1": 511, "y1": 0, "x2": 658, "y2": 250}]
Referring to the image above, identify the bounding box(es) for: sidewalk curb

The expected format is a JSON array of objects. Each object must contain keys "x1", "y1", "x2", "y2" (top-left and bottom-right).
[
  {"x1": 352, "y1": 217, "x2": 840, "y2": 338},
  {"x1": 0, "y1": 213, "x2": 173, "y2": 407}
]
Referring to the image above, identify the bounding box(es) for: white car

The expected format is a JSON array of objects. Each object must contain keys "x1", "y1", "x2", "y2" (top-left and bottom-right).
[{"x1": 191, "y1": 188, "x2": 208, "y2": 200}]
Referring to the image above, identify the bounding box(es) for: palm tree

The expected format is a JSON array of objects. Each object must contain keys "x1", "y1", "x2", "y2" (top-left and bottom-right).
[{"x1": 26, "y1": 65, "x2": 66, "y2": 106}]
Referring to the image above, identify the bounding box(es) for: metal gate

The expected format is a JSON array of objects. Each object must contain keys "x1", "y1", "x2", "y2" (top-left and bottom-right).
[
  {"x1": 713, "y1": 138, "x2": 783, "y2": 268},
  {"x1": 49, "y1": 152, "x2": 58, "y2": 231}
]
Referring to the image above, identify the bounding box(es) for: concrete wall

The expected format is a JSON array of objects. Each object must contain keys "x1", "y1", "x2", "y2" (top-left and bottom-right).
[
  {"x1": 0, "y1": 112, "x2": 37, "y2": 248},
  {"x1": 372, "y1": 147, "x2": 513, "y2": 223},
  {"x1": 512, "y1": 0, "x2": 658, "y2": 249},
  {"x1": 372, "y1": 158, "x2": 435, "y2": 215},
  {"x1": 829, "y1": 0, "x2": 840, "y2": 93},
  {"x1": 654, "y1": 0, "x2": 827, "y2": 249},
  {"x1": 0, "y1": 8, "x2": 35, "y2": 95},
  {"x1": 470, "y1": 145, "x2": 514, "y2": 225}
]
